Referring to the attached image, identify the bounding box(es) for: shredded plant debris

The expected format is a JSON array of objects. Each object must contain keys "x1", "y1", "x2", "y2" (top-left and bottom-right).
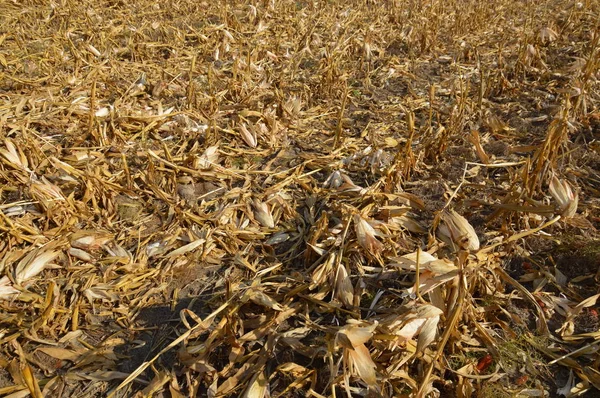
[{"x1": 1, "y1": 0, "x2": 600, "y2": 397}]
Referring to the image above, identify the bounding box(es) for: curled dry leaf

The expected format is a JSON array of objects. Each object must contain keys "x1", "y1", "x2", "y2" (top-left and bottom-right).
[
  {"x1": 395, "y1": 317, "x2": 427, "y2": 342},
  {"x1": 29, "y1": 178, "x2": 67, "y2": 209},
  {"x1": 104, "y1": 243, "x2": 131, "y2": 260},
  {"x1": 0, "y1": 139, "x2": 30, "y2": 171},
  {"x1": 324, "y1": 170, "x2": 344, "y2": 188},
  {"x1": 405, "y1": 269, "x2": 459, "y2": 297},
  {"x1": 195, "y1": 145, "x2": 220, "y2": 169},
  {"x1": 556, "y1": 370, "x2": 575, "y2": 397},
  {"x1": 253, "y1": 199, "x2": 275, "y2": 228},
  {"x1": 71, "y1": 231, "x2": 113, "y2": 250},
  {"x1": 0, "y1": 276, "x2": 19, "y2": 299},
  {"x1": 49, "y1": 156, "x2": 83, "y2": 178},
  {"x1": 390, "y1": 214, "x2": 427, "y2": 234},
  {"x1": 469, "y1": 130, "x2": 490, "y2": 164},
  {"x1": 549, "y1": 175, "x2": 578, "y2": 218},
  {"x1": 68, "y1": 247, "x2": 94, "y2": 262},
  {"x1": 337, "y1": 321, "x2": 378, "y2": 387},
  {"x1": 390, "y1": 251, "x2": 457, "y2": 275},
  {"x1": 15, "y1": 248, "x2": 60, "y2": 284},
  {"x1": 239, "y1": 122, "x2": 257, "y2": 148},
  {"x1": 393, "y1": 304, "x2": 443, "y2": 350},
  {"x1": 349, "y1": 344, "x2": 378, "y2": 387},
  {"x1": 559, "y1": 292, "x2": 600, "y2": 336},
  {"x1": 84, "y1": 284, "x2": 120, "y2": 303},
  {"x1": 342, "y1": 320, "x2": 378, "y2": 346},
  {"x1": 311, "y1": 252, "x2": 335, "y2": 289},
  {"x1": 283, "y1": 96, "x2": 302, "y2": 119},
  {"x1": 165, "y1": 239, "x2": 205, "y2": 258},
  {"x1": 324, "y1": 171, "x2": 366, "y2": 194},
  {"x1": 334, "y1": 262, "x2": 354, "y2": 307},
  {"x1": 437, "y1": 210, "x2": 480, "y2": 251},
  {"x1": 354, "y1": 215, "x2": 384, "y2": 255},
  {"x1": 247, "y1": 289, "x2": 284, "y2": 311},
  {"x1": 242, "y1": 369, "x2": 268, "y2": 398},
  {"x1": 95, "y1": 106, "x2": 110, "y2": 118},
  {"x1": 538, "y1": 27, "x2": 558, "y2": 44},
  {"x1": 416, "y1": 315, "x2": 441, "y2": 354}
]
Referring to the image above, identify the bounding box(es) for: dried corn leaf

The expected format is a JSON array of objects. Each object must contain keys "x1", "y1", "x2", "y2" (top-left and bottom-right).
[
  {"x1": 2, "y1": 388, "x2": 31, "y2": 398},
  {"x1": 406, "y1": 270, "x2": 459, "y2": 296},
  {"x1": 396, "y1": 318, "x2": 427, "y2": 342},
  {"x1": 324, "y1": 170, "x2": 344, "y2": 188},
  {"x1": 538, "y1": 27, "x2": 558, "y2": 44},
  {"x1": 84, "y1": 285, "x2": 120, "y2": 303},
  {"x1": 0, "y1": 2, "x2": 597, "y2": 397},
  {"x1": 395, "y1": 304, "x2": 443, "y2": 345},
  {"x1": 78, "y1": 370, "x2": 145, "y2": 382},
  {"x1": 140, "y1": 370, "x2": 171, "y2": 397},
  {"x1": 390, "y1": 215, "x2": 427, "y2": 234},
  {"x1": 469, "y1": 130, "x2": 490, "y2": 164},
  {"x1": 21, "y1": 363, "x2": 42, "y2": 398},
  {"x1": 556, "y1": 370, "x2": 575, "y2": 397},
  {"x1": 341, "y1": 321, "x2": 378, "y2": 346},
  {"x1": 95, "y1": 106, "x2": 110, "y2": 117}
]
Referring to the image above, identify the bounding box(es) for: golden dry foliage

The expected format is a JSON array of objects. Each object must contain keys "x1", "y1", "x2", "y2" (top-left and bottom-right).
[{"x1": 1, "y1": 0, "x2": 600, "y2": 397}]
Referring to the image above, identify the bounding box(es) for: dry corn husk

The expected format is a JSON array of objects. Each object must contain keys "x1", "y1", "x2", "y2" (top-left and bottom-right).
[
  {"x1": 0, "y1": 276, "x2": 19, "y2": 299},
  {"x1": 71, "y1": 231, "x2": 113, "y2": 250},
  {"x1": 336, "y1": 321, "x2": 378, "y2": 387},
  {"x1": 15, "y1": 248, "x2": 61, "y2": 284},
  {"x1": 253, "y1": 199, "x2": 275, "y2": 228},
  {"x1": 538, "y1": 27, "x2": 558, "y2": 44},
  {"x1": 334, "y1": 262, "x2": 354, "y2": 307},
  {"x1": 354, "y1": 215, "x2": 384, "y2": 255},
  {"x1": 239, "y1": 122, "x2": 257, "y2": 148},
  {"x1": 414, "y1": 305, "x2": 443, "y2": 354},
  {"x1": 195, "y1": 145, "x2": 220, "y2": 169},
  {"x1": 549, "y1": 175, "x2": 578, "y2": 218},
  {"x1": 242, "y1": 370, "x2": 268, "y2": 398},
  {"x1": 390, "y1": 251, "x2": 457, "y2": 275},
  {"x1": 29, "y1": 178, "x2": 67, "y2": 210},
  {"x1": 0, "y1": 139, "x2": 30, "y2": 172},
  {"x1": 323, "y1": 170, "x2": 344, "y2": 188},
  {"x1": 437, "y1": 210, "x2": 480, "y2": 251}
]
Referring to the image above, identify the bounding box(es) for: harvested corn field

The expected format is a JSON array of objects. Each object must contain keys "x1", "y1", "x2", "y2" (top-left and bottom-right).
[{"x1": 1, "y1": 0, "x2": 600, "y2": 396}]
